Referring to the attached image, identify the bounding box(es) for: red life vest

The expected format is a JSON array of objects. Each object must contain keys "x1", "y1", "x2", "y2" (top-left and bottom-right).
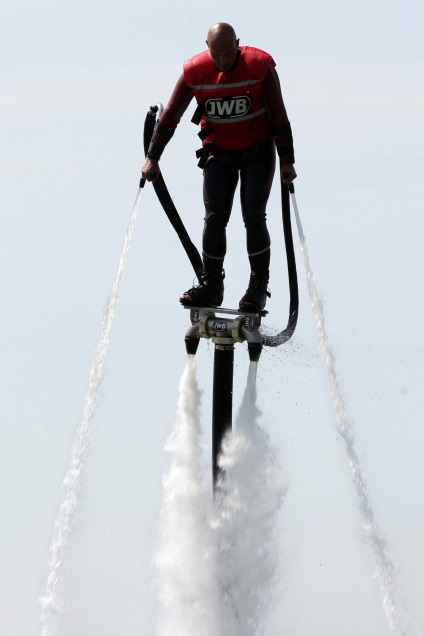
[{"x1": 183, "y1": 46, "x2": 275, "y2": 151}]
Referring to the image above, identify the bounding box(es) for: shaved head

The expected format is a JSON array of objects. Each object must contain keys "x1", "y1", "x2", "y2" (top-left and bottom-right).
[
  {"x1": 206, "y1": 23, "x2": 239, "y2": 72},
  {"x1": 206, "y1": 22, "x2": 237, "y2": 46}
]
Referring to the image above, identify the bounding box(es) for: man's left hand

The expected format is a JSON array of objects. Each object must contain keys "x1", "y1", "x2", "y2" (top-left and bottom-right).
[{"x1": 280, "y1": 163, "x2": 297, "y2": 183}]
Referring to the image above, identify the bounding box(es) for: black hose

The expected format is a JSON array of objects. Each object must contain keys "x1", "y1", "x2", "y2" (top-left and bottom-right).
[
  {"x1": 261, "y1": 179, "x2": 299, "y2": 347},
  {"x1": 143, "y1": 107, "x2": 203, "y2": 277}
]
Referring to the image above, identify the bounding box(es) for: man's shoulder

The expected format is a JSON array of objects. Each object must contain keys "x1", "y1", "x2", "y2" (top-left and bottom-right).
[
  {"x1": 240, "y1": 46, "x2": 275, "y2": 66},
  {"x1": 239, "y1": 46, "x2": 276, "y2": 76},
  {"x1": 240, "y1": 45, "x2": 271, "y2": 56},
  {"x1": 184, "y1": 49, "x2": 211, "y2": 71},
  {"x1": 183, "y1": 49, "x2": 213, "y2": 84}
]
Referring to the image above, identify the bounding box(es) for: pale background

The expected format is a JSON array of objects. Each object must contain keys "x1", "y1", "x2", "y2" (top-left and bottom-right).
[{"x1": 1, "y1": 0, "x2": 423, "y2": 634}]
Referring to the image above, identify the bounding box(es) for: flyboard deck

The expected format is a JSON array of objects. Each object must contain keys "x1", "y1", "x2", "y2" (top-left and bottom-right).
[{"x1": 181, "y1": 304, "x2": 268, "y2": 318}]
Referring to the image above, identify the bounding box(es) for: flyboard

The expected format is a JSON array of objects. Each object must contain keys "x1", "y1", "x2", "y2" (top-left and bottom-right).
[{"x1": 142, "y1": 103, "x2": 299, "y2": 486}]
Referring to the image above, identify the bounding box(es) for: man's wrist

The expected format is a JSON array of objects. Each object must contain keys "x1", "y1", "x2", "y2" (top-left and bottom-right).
[
  {"x1": 277, "y1": 148, "x2": 295, "y2": 164},
  {"x1": 146, "y1": 143, "x2": 163, "y2": 161}
]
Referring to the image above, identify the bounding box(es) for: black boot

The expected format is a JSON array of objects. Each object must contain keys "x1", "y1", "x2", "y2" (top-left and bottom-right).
[
  {"x1": 239, "y1": 271, "x2": 270, "y2": 312},
  {"x1": 180, "y1": 259, "x2": 225, "y2": 307}
]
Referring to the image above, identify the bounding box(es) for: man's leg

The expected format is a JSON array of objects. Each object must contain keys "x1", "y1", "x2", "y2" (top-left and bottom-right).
[
  {"x1": 239, "y1": 140, "x2": 276, "y2": 311},
  {"x1": 180, "y1": 158, "x2": 238, "y2": 307}
]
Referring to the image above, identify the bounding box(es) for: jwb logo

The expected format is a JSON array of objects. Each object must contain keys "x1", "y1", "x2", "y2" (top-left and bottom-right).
[
  {"x1": 205, "y1": 95, "x2": 251, "y2": 119},
  {"x1": 212, "y1": 320, "x2": 227, "y2": 331}
]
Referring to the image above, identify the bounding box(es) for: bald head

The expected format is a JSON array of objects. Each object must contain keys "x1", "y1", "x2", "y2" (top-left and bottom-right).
[
  {"x1": 207, "y1": 22, "x2": 237, "y2": 45},
  {"x1": 206, "y1": 23, "x2": 239, "y2": 72}
]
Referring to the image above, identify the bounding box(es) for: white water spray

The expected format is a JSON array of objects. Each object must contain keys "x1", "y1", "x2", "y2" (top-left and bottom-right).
[
  {"x1": 156, "y1": 359, "x2": 286, "y2": 636},
  {"x1": 292, "y1": 193, "x2": 412, "y2": 635},
  {"x1": 214, "y1": 362, "x2": 286, "y2": 636},
  {"x1": 155, "y1": 356, "x2": 221, "y2": 636},
  {"x1": 39, "y1": 189, "x2": 142, "y2": 635}
]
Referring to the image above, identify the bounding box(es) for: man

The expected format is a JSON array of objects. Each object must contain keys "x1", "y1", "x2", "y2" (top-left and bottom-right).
[{"x1": 142, "y1": 22, "x2": 296, "y2": 311}]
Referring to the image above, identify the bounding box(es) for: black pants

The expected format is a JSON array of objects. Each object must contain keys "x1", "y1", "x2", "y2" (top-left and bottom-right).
[{"x1": 202, "y1": 139, "x2": 276, "y2": 274}]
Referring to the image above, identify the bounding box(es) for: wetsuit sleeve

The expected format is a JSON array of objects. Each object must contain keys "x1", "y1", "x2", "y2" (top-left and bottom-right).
[
  {"x1": 263, "y1": 65, "x2": 295, "y2": 164},
  {"x1": 147, "y1": 73, "x2": 194, "y2": 160}
]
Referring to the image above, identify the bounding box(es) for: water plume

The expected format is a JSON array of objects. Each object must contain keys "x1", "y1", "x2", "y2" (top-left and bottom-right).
[
  {"x1": 292, "y1": 192, "x2": 412, "y2": 635},
  {"x1": 155, "y1": 356, "x2": 221, "y2": 636},
  {"x1": 39, "y1": 189, "x2": 142, "y2": 635},
  {"x1": 214, "y1": 362, "x2": 287, "y2": 635}
]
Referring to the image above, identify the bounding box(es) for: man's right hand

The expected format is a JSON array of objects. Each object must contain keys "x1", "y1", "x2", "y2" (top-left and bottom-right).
[
  {"x1": 280, "y1": 163, "x2": 297, "y2": 183},
  {"x1": 141, "y1": 158, "x2": 160, "y2": 182}
]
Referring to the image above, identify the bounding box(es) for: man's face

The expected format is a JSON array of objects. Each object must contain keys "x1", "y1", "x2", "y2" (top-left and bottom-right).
[{"x1": 207, "y1": 37, "x2": 239, "y2": 72}]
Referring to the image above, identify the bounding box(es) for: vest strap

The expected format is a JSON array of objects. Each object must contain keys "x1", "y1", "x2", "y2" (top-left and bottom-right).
[
  {"x1": 198, "y1": 125, "x2": 212, "y2": 141},
  {"x1": 191, "y1": 103, "x2": 205, "y2": 125}
]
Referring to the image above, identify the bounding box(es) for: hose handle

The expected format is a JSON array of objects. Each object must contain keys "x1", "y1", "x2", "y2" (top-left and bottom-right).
[{"x1": 283, "y1": 171, "x2": 295, "y2": 193}]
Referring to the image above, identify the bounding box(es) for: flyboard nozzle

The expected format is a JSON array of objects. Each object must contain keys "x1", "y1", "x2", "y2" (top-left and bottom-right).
[
  {"x1": 185, "y1": 335, "x2": 200, "y2": 356},
  {"x1": 248, "y1": 341, "x2": 263, "y2": 362}
]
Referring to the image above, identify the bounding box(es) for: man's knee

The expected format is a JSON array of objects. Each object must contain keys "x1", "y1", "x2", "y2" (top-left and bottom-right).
[
  {"x1": 204, "y1": 208, "x2": 230, "y2": 233},
  {"x1": 242, "y1": 210, "x2": 267, "y2": 230}
]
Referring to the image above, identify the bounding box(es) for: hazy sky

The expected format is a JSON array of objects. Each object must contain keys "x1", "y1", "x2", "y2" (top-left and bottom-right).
[{"x1": 1, "y1": 0, "x2": 423, "y2": 634}]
